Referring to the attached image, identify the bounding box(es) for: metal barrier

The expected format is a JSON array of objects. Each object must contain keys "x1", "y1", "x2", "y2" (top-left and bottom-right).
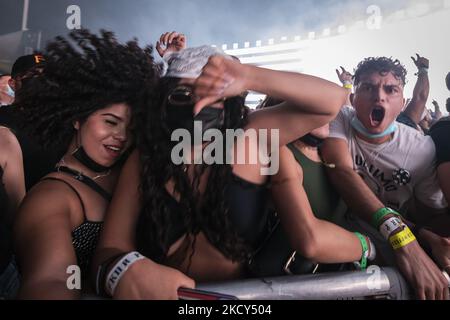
[{"x1": 198, "y1": 267, "x2": 413, "y2": 300}]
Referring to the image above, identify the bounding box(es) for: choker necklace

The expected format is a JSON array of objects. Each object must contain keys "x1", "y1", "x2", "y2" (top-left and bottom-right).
[
  {"x1": 58, "y1": 157, "x2": 111, "y2": 181},
  {"x1": 351, "y1": 117, "x2": 397, "y2": 139},
  {"x1": 72, "y1": 146, "x2": 112, "y2": 173}
]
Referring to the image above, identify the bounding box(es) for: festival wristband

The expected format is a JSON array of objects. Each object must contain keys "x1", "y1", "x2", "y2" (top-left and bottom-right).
[
  {"x1": 379, "y1": 216, "x2": 406, "y2": 240},
  {"x1": 354, "y1": 232, "x2": 368, "y2": 270},
  {"x1": 389, "y1": 227, "x2": 416, "y2": 250},
  {"x1": 105, "y1": 251, "x2": 145, "y2": 297},
  {"x1": 343, "y1": 83, "x2": 353, "y2": 89},
  {"x1": 417, "y1": 68, "x2": 429, "y2": 76},
  {"x1": 371, "y1": 207, "x2": 401, "y2": 229},
  {"x1": 367, "y1": 236, "x2": 376, "y2": 261}
]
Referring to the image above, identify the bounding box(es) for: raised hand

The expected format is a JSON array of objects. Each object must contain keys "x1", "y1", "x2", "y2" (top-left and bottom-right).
[
  {"x1": 114, "y1": 258, "x2": 196, "y2": 300},
  {"x1": 335, "y1": 66, "x2": 353, "y2": 85},
  {"x1": 395, "y1": 241, "x2": 449, "y2": 300},
  {"x1": 411, "y1": 54, "x2": 429, "y2": 70},
  {"x1": 193, "y1": 55, "x2": 248, "y2": 115},
  {"x1": 156, "y1": 31, "x2": 187, "y2": 58}
]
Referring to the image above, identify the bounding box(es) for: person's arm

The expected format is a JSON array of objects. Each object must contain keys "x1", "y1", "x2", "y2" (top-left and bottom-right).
[
  {"x1": 432, "y1": 100, "x2": 443, "y2": 123},
  {"x1": 13, "y1": 182, "x2": 80, "y2": 299},
  {"x1": 322, "y1": 138, "x2": 449, "y2": 300},
  {"x1": 402, "y1": 54, "x2": 430, "y2": 125},
  {"x1": 0, "y1": 128, "x2": 25, "y2": 214},
  {"x1": 321, "y1": 138, "x2": 384, "y2": 217},
  {"x1": 271, "y1": 146, "x2": 364, "y2": 263},
  {"x1": 195, "y1": 56, "x2": 347, "y2": 148},
  {"x1": 194, "y1": 56, "x2": 347, "y2": 184},
  {"x1": 92, "y1": 150, "x2": 195, "y2": 300},
  {"x1": 438, "y1": 163, "x2": 450, "y2": 205},
  {"x1": 335, "y1": 66, "x2": 353, "y2": 106}
]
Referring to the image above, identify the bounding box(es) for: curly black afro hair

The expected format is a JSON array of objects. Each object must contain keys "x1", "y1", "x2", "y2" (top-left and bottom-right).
[
  {"x1": 353, "y1": 57, "x2": 407, "y2": 87},
  {"x1": 17, "y1": 29, "x2": 160, "y2": 149}
]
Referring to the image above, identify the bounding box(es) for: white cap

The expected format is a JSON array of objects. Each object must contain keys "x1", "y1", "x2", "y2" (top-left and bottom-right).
[{"x1": 163, "y1": 45, "x2": 230, "y2": 79}]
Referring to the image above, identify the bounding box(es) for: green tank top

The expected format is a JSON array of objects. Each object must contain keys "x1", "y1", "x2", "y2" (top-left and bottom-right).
[{"x1": 286, "y1": 143, "x2": 347, "y2": 224}]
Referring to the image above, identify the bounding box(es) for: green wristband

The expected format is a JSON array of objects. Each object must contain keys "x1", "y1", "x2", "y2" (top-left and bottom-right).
[
  {"x1": 371, "y1": 207, "x2": 400, "y2": 229},
  {"x1": 354, "y1": 232, "x2": 368, "y2": 270}
]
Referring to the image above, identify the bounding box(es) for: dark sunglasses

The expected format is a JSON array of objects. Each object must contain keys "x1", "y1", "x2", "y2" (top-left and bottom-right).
[{"x1": 167, "y1": 86, "x2": 196, "y2": 106}]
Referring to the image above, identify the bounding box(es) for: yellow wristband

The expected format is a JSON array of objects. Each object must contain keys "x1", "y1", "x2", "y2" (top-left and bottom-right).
[
  {"x1": 343, "y1": 84, "x2": 353, "y2": 89},
  {"x1": 389, "y1": 227, "x2": 416, "y2": 250}
]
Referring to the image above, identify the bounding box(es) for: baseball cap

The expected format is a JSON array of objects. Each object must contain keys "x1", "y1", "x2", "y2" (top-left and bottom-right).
[{"x1": 11, "y1": 54, "x2": 46, "y2": 78}]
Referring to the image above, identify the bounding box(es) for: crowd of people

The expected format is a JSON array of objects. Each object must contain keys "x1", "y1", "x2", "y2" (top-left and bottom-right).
[{"x1": 0, "y1": 29, "x2": 449, "y2": 300}]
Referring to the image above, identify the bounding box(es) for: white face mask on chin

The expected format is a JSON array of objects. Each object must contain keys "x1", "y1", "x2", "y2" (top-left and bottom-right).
[{"x1": 6, "y1": 84, "x2": 15, "y2": 98}]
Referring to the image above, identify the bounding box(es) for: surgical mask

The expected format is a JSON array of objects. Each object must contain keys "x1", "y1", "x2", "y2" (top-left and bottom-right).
[
  {"x1": 351, "y1": 116, "x2": 397, "y2": 139},
  {"x1": 6, "y1": 84, "x2": 15, "y2": 98}
]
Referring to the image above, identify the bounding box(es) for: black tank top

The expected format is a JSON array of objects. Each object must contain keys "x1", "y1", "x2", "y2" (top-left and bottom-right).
[
  {"x1": 0, "y1": 166, "x2": 12, "y2": 273},
  {"x1": 140, "y1": 173, "x2": 271, "y2": 261},
  {"x1": 41, "y1": 167, "x2": 112, "y2": 276}
]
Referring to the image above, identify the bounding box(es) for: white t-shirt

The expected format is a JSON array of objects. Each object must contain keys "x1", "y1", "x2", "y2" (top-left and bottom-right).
[{"x1": 329, "y1": 106, "x2": 447, "y2": 212}]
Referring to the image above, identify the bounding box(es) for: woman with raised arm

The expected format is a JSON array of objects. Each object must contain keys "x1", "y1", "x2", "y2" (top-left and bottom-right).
[
  {"x1": 13, "y1": 29, "x2": 159, "y2": 299},
  {"x1": 93, "y1": 32, "x2": 350, "y2": 300}
]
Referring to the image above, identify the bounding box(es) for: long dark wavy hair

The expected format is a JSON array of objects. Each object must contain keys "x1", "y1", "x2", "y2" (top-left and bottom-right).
[
  {"x1": 16, "y1": 29, "x2": 160, "y2": 149},
  {"x1": 135, "y1": 76, "x2": 253, "y2": 264}
]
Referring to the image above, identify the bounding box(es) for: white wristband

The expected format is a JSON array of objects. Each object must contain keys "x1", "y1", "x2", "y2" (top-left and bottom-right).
[
  {"x1": 379, "y1": 216, "x2": 405, "y2": 240},
  {"x1": 443, "y1": 271, "x2": 450, "y2": 287},
  {"x1": 105, "y1": 251, "x2": 145, "y2": 297},
  {"x1": 367, "y1": 237, "x2": 377, "y2": 261},
  {"x1": 417, "y1": 68, "x2": 429, "y2": 76}
]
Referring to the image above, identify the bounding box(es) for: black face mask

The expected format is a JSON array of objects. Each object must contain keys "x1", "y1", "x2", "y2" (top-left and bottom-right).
[
  {"x1": 299, "y1": 134, "x2": 324, "y2": 148},
  {"x1": 166, "y1": 103, "x2": 223, "y2": 137}
]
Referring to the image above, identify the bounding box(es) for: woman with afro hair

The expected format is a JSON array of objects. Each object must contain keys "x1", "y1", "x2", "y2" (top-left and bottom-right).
[
  {"x1": 13, "y1": 29, "x2": 159, "y2": 299},
  {"x1": 93, "y1": 32, "x2": 350, "y2": 300}
]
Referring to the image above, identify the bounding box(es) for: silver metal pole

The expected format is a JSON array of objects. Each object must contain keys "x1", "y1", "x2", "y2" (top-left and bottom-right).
[
  {"x1": 22, "y1": 0, "x2": 30, "y2": 31},
  {"x1": 198, "y1": 267, "x2": 412, "y2": 300}
]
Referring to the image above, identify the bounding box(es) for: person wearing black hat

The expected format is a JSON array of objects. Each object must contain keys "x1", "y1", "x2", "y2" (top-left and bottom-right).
[
  {"x1": 0, "y1": 54, "x2": 65, "y2": 191},
  {"x1": 8, "y1": 54, "x2": 46, "y2": 97}
]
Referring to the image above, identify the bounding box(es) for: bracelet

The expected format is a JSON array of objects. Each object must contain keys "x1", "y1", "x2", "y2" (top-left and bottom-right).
[
  {"x1": 96, "y1": 253, "x2": 127, "y2": 297},
  {"x1": 105, "y1": 251, "x2": 145, "y2": 297},
  {"x1": 389, "y1": 227, "x2": 416, "y2": 250},
  {"x1": 354, "y1": 232, "x2": 368, "y2": 270},
  {"x1": 417, "y1": 68, "x2": 429, "y2": 76},
  {"x1": 443, "y1": 271, "x2": 450, "y2": 287},
  {"x1": 379, "y1": 216, "x2": 406, "y2": 240},
  {"x1": 343, "y1": 83, "x2": 353, "y2": 90},
  {"x1": 367, "y1": 236, "x2": 377, "y2": 261},
  {"x1": 371, "y1": 207, "x2": 401, "y2": 229}
]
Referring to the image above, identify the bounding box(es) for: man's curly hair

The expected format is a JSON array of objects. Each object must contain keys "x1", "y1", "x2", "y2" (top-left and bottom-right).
[
  {"x1": 17, "y1": 29, "x2": 160, "y2": 149},
  {"x1": 353, "y1": 57, "x2": 407, "y2": 87}
]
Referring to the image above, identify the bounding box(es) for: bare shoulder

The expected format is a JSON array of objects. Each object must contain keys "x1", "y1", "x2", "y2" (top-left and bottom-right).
[
  {"x1": 0, "y1": 126, "x2": 21, "y2": 165},
  {"x1": 15, "y1": 178, "x2": 81, "y2": 234}
]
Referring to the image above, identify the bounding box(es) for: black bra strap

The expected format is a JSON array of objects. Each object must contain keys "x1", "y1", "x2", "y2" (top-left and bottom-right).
[
  {"x1": 41, "y1": 177, "x2": 87, "y2": 217},
  {"x1": 56, "y1": 166, "x2": 112, "y2": 202}
]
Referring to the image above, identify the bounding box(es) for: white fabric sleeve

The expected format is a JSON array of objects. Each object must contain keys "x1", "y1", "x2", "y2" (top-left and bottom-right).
[{"x1": 328, "y1": 106, "x2": 353, "y2": 142}]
